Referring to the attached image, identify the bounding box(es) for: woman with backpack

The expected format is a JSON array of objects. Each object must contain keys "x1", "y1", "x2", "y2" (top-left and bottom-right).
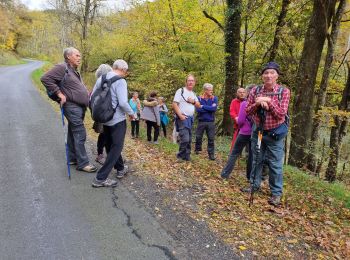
[
  {"x1": 141, "y1": 91, "x2": 161, "y2": 144},
  {"x1": 221, "y1": 85, "x2": 254, "y2": 181},
  {"x1": 93, "y1": 64, "x2": 113, "y2": 164},
  {"x1": 158, "y1": 97, "x2": 169, "y2": 138}
]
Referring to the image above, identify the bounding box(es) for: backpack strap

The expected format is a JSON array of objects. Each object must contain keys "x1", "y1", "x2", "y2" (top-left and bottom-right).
[
  {"x1": 277, "y1": 86, "x2": 284, "y2": 103},
  {"x1": 108, "y1": 75, "x2": 121, "y2": 84},
  {"x1": 181, "y1": 87, "x2": 195, "y2": 104},
  {"x1": 256, "y1": 85, "x2": 285, "y2": 104},
  {"x1": 255, "y1": 85, "x2": 262, "y2": 96},
  {"x1": 102, "y1": 75, "x2": 122, "y2": 110},
  {"x1": 181, "y1": 87, "x2": 186, "y2": 102},
  {"x1": 101, "y1": 74, "x2": 107, "y2": 87},
  {"x1": 59, "y1": 63, "x2": 69, "y2": 89},
  {"x1": 100, "y1": 75, "x2": 121, "y2": 89}
]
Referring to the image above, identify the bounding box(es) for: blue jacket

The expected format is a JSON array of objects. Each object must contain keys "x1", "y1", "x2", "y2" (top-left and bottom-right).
[{"x1": 196, "y1": 96, "x2": 218, "y2": 122}]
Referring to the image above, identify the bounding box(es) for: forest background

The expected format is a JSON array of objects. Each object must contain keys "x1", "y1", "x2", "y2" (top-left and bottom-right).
[{"x1": 1, "y1": 0, "x2": 350, "y2": 185}]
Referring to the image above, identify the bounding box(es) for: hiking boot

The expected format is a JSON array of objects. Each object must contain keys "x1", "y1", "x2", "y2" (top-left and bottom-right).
[
  {"x1": 221, "y1": 173, "x2": 229, "y2": 180},
  {"x1": 95, "y1": 154, "x2": 105, "y2": 165},
  {"x1": 209, "y1": 155, "x2": 216, "y2": 161},
  {"x1": 195, "y1": 150, "x2": 201, "y2": 155},
  {"x1": 116, "y1": 165, "x2": 129, "y2": 179},
  {"x1": 176, "y1": 156, "x2": 191, "y2": 163},
  {"x1": 92, "y1": 178, "x2": 117, "y2": 188},
  {"x1": 240, "y1": 186, "x2": 260, "y2": 193},
  {"x1": 78, "y1": 164, "x2": 98, "y2": 173},
  {"x1": 268, "y1": 195, "x2": 281, "y2": 206},
  {"x1": 176, "y1": 158, "x2": 186, "y2": 163},
  {"x1": 69, "y1": 160, "x2": 77, "y2": 165},
  {"x1": 153, "y1": 141, "x2": 159, "y2": 145}
]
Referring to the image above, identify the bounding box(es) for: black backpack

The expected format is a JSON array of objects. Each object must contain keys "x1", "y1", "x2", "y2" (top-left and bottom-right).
[
  {"x1": 46, "y1": 64, "x2": 69, "y2": 103},
  {"x1": 90, "y1": 74, "x2": 121, "y2": 123}
]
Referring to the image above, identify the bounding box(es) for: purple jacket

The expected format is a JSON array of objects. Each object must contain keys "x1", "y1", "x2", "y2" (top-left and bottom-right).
[{"x1": 237, "y1": 101, "x2": 252, "y2": 136}]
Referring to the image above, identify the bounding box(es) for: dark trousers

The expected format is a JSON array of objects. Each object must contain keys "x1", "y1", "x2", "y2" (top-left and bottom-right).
[
  {"x1": 195, "y1": 121, "x2": 215, "y2": 156},
  {"x1": 177, "y1": 120, "x2": 192, "y2": 160},
  {"x1": 63, "y1": 103, "x2": 89, "y2": 169},
  {"x1": 161, "y1": 122, "x2": 167, "y2": 137},
  {"x1": 95, "y1": 120, "x2": 126, "y2": 181},
  {"x1": 146, "y1": 121, "x2": 159, "y2": 142},
  {"x1": 97, "y1": 133, "x2": 106, "y2": 155},
  {"x1": 131, "y1": 120, "x2": 139, "y2": 137},
  {"x1": 221, "y1": 134, "x2": 252, "y2": 180}
]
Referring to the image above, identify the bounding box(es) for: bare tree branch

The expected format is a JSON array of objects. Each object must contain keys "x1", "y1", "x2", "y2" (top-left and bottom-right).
[
  {"x1": 332, "y1": 48, "x2": 350, "y2": 79},
  {"x1": 202, "y1": 10, "x2": 224, "y2": 31}
]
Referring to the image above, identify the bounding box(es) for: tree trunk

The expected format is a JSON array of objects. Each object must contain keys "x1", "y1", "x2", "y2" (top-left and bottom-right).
[
  {"x1": 167, "y1": 0, "x2": 186, "y2": 69},
  {"x1": 325, "y1": 62, "x2": 350, "y2": 182},
  {"x1": 240, "y1": 0, "x2": 254, "y2": 88},
  {"x1": 289, "y1": 0, "x2": 336, "y2": 168},
  {"x1": 240, "y1": 13, "x2": 248, "y2": 88},
  {"x1": 307, "y1": 0, "x2": 347, "y2": 172},
  {"x1": 81, "y1": 0, "x2": 91, "y2": 74},
  {"x1": 269, "y1": 0, "x2": 291, "y2": 61},
  {"x1": 222, "y1": 0, "x2": 242, "y2": 135}
]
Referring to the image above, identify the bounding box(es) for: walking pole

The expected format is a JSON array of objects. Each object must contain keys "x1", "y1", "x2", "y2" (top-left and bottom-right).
[
  {"x1": 60, "y1": 105, "x2": 71, "y2": 180},
  {"x1": 249, "y1": 109, "x2": 265, "y2": 207}
]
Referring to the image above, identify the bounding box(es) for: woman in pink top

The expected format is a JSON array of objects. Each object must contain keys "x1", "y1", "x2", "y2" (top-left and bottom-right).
[{"x1": 221, "y1": 85, "x2": 254, "y2": 180}]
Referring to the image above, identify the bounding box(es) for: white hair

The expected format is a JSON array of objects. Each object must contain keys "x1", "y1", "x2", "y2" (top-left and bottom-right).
[
  {"x1": 113, "y1": 59, "x2": 128, "y2": 71},
  {"x1": 63, "y1": 47, "x2": 78, "y2": 61},
  {"x1": 203, "y1": 83, "x2": 213, "y2": 90},
  {"x1": 95, "y1": 64, "x2": 112, "y2": 78}
]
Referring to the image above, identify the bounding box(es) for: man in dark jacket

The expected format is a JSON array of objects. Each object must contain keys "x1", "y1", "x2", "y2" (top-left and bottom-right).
[
  {"x1": 41, "y1": 47, "x2": 97, "y2": 173},
  {"x1": 195, "y1": 83, "x2": 218, "y2": 160}
]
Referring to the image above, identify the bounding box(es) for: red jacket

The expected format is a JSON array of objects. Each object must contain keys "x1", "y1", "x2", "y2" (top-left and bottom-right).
[{"x1": 230, "y1": 98, "x2": 242, "y2": 128}]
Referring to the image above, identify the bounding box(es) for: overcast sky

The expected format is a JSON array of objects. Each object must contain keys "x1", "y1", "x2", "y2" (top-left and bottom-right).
[
  {"x1": 20, "y1": 0, "x2": 129, "y2": 10},
  {"x1": 20, "y1": 0, "x2": 47, "y2": 10}
]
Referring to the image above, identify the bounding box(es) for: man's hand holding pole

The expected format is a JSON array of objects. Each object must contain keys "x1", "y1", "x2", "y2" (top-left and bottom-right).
[{"x1": 57, "y1": 92, "x2": 66, "y2": 106}]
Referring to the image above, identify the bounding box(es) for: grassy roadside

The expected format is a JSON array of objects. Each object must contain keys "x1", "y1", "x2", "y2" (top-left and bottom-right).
[
  {"x1": 0, "y1": 51, "x2": 26, "y2": 66},
  {"x1": 31, "y1": 65, "x2": 350, "y2": 258}
]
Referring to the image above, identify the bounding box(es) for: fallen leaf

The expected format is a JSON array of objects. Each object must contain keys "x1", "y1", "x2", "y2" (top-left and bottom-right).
[{"x1": 239, "y1": 245, "x2": 247, "y2": 250}]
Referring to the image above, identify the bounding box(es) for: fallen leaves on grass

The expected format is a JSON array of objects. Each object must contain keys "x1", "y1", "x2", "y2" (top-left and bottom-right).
[{"x1": 124, "y1": 136, "x2": 350, "y2": 259}]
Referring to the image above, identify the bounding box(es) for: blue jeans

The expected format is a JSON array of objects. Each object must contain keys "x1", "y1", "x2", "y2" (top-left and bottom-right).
[
  {"x1": 63, "y1": 102, "x2": 89, "y2": 169},
  {"x1": 250, "y1": 128, "x2": 285, "y2": 196},
  {"x1": 221, "y1": 134, "x2": 252, "y2": 180}
]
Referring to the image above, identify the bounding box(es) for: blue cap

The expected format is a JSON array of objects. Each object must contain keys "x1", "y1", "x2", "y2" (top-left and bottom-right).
[{"x1": 261, "y1": 62, "x2": 280, "y2": 75}]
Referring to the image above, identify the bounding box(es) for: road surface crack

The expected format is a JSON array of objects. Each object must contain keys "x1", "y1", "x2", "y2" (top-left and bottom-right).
[{"x1": 110, "y1": 187, "x2": 177, "y2": 260}]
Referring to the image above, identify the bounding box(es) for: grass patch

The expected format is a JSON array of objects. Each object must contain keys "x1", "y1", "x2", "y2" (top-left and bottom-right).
[
  {"x1": 0, "y1": 51, "x2": 25, "y2": 66},
  {"x1": 285, "y1": 165, "x2": 350, "y2": 208}
]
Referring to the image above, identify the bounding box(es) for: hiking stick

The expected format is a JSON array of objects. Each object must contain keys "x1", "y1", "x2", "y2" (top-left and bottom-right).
[
  {"x1": 249, "y1": 109, "x2": 265, "y2": 207},
  {"x1": 60, "y1": 105, "x2": 71, "y2": 180}
]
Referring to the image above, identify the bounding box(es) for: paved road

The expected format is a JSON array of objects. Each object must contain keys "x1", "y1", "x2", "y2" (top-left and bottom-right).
[{"x1": 0, "y1": 61, "x2": 184, "y2": 260}]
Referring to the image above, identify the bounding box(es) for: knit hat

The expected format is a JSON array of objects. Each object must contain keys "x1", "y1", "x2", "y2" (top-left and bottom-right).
[{"x1": 261, "y1": 62, "x2": 280, "y2": 75}]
